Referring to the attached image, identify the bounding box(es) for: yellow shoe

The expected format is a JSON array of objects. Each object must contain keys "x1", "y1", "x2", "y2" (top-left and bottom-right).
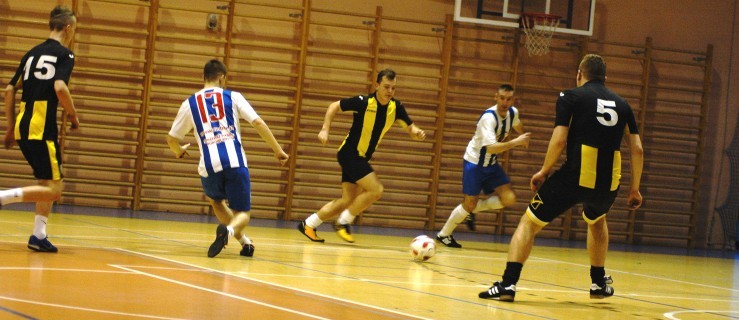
[
  {"x1": 333, "y1": 223, "x2": 355, "y2": 243},
  {"x1": 298, "y1": 221, "x2": 325, "y2": 242}
]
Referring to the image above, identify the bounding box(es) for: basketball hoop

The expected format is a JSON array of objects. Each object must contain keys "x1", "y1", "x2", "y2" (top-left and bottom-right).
[{"x1": 520, "y1": 13, "x2": 560, "y2": 56}]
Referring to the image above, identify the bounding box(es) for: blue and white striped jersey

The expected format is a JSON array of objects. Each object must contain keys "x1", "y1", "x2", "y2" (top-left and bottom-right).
[
  {"x1": 463, "y1": 105, "x2": 520, "y2": 167},
  {"x1": 169, "y1": 87, "x2": 259, "y2": 177}
]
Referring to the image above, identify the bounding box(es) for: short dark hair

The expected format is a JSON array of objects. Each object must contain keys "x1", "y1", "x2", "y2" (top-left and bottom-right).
[
  {"x1": 204, "y1": 59, "x2": 227, "y2": 82},
  {"x1": 49, "y1": 5, "x2": 76, "y2": 31},
  {"x1": 579, "y1": 54, "x2": 606, "y2": 82},
  {"x1": 376, "y1": 68, "x2": 396, "y2": 83},
  {"x1": 498, "y1": 84, "x2": 514, "y2": 92}
]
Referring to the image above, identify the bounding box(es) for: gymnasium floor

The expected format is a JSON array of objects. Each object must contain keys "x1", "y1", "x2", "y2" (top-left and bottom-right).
[{"x1": 0, "y1": 205, "x2": 737, "y2": 320}]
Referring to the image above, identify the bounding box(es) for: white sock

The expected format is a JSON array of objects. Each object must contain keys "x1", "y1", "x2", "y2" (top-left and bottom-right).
[
  {"x1": 305, "y1": 213, "x2": 323, "y2": 229},
  {"x1": 239, "y1": 235, "x2": 252, "y2": 246},
  {"x1": 474, "y1": 195, "x2": 504, "y2": 213},
  {"x1": 439, "y1": 204, "x2": 469, "y2": 237},
  {"x1": 0, "y1": 188, "x2": 23, "y2": 206},
  {"x1": 337, "y1": 209, "x2": 355, "y2": 225},
  {"x1": 33, "y1": 215, "x2": 48, "y2": 239},
  {"x1": 226, "y1": 225, "x2": 235, "y2": 237}
]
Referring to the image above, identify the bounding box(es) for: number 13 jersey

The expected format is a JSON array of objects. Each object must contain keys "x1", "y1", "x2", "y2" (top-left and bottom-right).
[{"x1": 169, "y1": 87, "x2": 259, "y2": 177}]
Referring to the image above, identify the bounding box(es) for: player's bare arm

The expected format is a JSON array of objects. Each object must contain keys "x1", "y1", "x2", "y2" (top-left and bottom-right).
[
  {"x1": 54, "y1": 80, "x2": 79, "y2": 129},
  {"x1": 485, "y1": 132, "x2": 531, "y2": 155},
  {"x1": 165, "y1": 134, "x2": 190, "y2": 159},
  {"x1": 4, "y1": 84, "x2": 19, "y2": 149},
  {"x1": 252, "y1": 118, "x2": 289, "y2": 166},
  {"x1": 626, "y1": 132, "x2": 644, "y2": 209},
  {"x1": 406, "y1": 123, "x2": 426, "y2": 141},
  {"x1": 318, "y1": 100, "x2": 341, "y2": 145}
]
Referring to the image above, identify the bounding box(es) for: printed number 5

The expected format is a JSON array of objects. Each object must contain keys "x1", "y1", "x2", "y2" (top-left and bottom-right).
[{"x1": 596, "y1": 99, "x2": 618, "y2": 127}]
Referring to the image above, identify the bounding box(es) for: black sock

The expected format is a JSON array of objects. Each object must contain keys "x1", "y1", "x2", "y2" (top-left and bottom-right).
[
  {"x1": 590, "y1": 266, "x2": 606, "y2": 286},
  {"x1": 501, "y1": 262, "x2": 523, "y2": 287}
]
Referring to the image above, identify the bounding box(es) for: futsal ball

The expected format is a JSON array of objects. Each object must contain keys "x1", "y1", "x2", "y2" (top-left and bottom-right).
[{"x1": 410, "y1": 235, "x2": 436, "y2": 261}]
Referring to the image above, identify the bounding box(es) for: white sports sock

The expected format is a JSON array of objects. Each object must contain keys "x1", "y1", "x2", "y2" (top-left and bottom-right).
[
  {"x1": 337, "y1": 209, "x2": 355, "y2": 225},
  {"x1": 239, "y1": 235, "x2": 252, "y2": 246},
  {"x1": 439, "y1": 204, "x2": 469, "y2": 237},
  {"x1": 226, "y1": 225, "x2": 235, "y2": 238},
  {"x1": 474, "y1": 195, "x2": 504, "y2": 213},
  {"x1": 33, "y1": 215, "x2": 48, "y2": 239},
  {"x1": 0, "y1": 188, "x2": 23, "y2": 206},
  {"x1": 305, "y1": 213, "x2": 323, "y2": 229}
]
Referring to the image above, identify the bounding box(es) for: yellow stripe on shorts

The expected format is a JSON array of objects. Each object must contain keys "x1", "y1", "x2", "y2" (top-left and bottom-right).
[
  {"x1": 29, "y1": 101, "x2": 48, "y2": 140},
  {"x1": 611, "y1": 150, "x2": 621, "y2": 191},
  {"x1": 46, "y1": 140, "x2": 61, "y2": 180},
  {"x1": 579, "y1": 145, "x2": 598, "y2": 189},
  {"x1": 14, "y1": 101, "x2": 26, "y2": 138}
]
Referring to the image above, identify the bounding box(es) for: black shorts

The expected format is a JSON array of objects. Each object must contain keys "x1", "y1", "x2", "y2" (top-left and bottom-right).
[
  {"x1": 528, "y1": 169, "x2": 618, "y2": 225},
  {"x1": 17, "y1": 140, "x2": 63, "y2": 180},
  {"x1": 337, "y1": 150, "x2": 374, "y2": 183}
]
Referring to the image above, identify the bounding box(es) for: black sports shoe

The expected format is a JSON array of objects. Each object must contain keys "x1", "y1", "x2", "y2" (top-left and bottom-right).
[
  {"x1": 590, "y1": 283, "x2": 614, "y2": 299},
  {"x1": 208, "y1": 224, "x2": 229, "y2": 258},
  {"x1": 436, "y1": 234, "x2": 462, "y2": 248},
  {"x1": 591, "y1": 275, "x2": 614, "y2": 298},
  {"x1": 479, "y1": 281, "x2": 516, "y2": 301},
  {"x1": 465, "y1": 212, "x2": 476, "y2": 231},
  {"x1": 240, "y1": 243, "x2": 255, "y2": 257},
  {"x1": 27, "y1": 235, "x2": 58, "y2": 253}
]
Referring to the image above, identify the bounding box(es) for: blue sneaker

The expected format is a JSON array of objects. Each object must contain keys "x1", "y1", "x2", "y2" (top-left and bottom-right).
[
  {"x1": 27, "y1": 235, "x2": 58, "y2": 253},
  {"x1": 208, "y1": 224, "x2": 229, "y2": 258}
]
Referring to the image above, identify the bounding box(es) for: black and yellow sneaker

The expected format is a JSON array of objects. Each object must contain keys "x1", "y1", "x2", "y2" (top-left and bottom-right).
[
  {"x1": 333, "y1": 223, "x2": 355, "y2": 243},
  {"x1": 298, "y1": 221, "x2": 325, "y2": 242}
]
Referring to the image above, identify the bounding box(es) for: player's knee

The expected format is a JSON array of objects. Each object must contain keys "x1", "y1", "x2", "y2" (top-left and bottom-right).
[
  {"x1": 369, "y1": 185, "x2": 384, "y2": 201},
  {"x1": 500, "y1": 191, "x2": 517, "y2": 207}
]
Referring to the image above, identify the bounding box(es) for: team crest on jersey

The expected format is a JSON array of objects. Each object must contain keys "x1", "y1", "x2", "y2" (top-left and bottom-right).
[{"x1": 530, "y1": 193, "x2": 544, "y2": 210}]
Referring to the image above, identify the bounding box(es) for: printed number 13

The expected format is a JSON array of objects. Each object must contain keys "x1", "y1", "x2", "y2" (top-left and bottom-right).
[{"x1": 197, "y1": 91, "x2": 225, "y2": 123}]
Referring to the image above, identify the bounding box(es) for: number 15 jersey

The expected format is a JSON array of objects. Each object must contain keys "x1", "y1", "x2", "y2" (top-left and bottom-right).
[
  {"x1": 169, "y1": 87, "x2": 259, "y2": 178},
  {"x1": 9, "y1": 39, "x2": 75, "y2": 141}
]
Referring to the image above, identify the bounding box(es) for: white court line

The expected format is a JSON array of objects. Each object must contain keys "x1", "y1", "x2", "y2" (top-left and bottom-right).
[
  {"x1": 0, "y1": 295, "x2": 189, "y2": 320},
  {"x1": 664, "y1": 310, "x2": 739, "y2": 320},
  {"x1": 109, "y1": 264, "x2": 331, "y2": 320},
  {"x1": 116, "y1": 248, "x2": 431, "y2": 320}
]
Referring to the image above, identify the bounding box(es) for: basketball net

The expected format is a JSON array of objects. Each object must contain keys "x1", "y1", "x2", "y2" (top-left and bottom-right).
[{"x1": 521, "y1": 13, "x2": 560, "y2": 56}]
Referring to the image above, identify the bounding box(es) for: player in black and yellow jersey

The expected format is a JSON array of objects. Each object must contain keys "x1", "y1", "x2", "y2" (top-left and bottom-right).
[
  {"x1": 1, "y1": 6, "x2": 80, "y2": 253},
  {"x1": 298, "y1": 69, "x2": 426, "y2": 243},
  {"x1": 479, "y1": 54, "x2": 644, "y2": 302}
]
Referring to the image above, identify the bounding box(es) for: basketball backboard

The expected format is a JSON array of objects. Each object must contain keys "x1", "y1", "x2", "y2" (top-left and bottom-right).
[{"x1": 454, "y1": 0, "x2": 595, "y2": 36}]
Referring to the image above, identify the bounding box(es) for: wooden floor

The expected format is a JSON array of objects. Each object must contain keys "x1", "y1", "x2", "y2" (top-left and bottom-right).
[{"x1": 0, "y1": 208, "x2": 737, "y2": 320}]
